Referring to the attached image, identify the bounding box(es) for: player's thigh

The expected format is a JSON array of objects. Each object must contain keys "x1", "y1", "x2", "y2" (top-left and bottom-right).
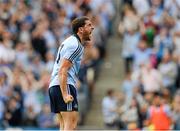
[{"x1": 61, "y1": 111, "x2": 78, "y2": 124}]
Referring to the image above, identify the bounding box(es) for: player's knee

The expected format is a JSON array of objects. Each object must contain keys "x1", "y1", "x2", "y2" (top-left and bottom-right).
[
  {"x1": 64, "y1": 123, "x2": 75, "y2": 130},
  {"x1": 71, "y1": 118, "x2": 77, "y2": 129},
  {"x1": 64, "y1": 119, "x2": 77, "y2": 130}
]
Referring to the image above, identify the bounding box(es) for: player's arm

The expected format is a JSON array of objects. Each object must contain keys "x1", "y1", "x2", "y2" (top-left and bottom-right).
[
  {"x1": 59, "y1": 59, "x2": 73, "y2": 103},
  {"x1": 59, "y1": 41, "x2": 80, "y2": 103}
]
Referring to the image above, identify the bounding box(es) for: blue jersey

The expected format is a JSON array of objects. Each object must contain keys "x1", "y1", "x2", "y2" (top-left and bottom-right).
[{"x1": 49, "y1": 35, "x2": 84, "y2": 88}]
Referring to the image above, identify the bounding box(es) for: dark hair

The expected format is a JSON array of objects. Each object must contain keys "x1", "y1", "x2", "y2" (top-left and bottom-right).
[
  {"x1": 154, "y1": 91, "x2": 162, "y2": 97},
  {"x1": 106, "y1": 89, "x2": 114, "y2": 96},
  {"x1": 71, "y1": 16, "x2": 89, "y2": 34}
]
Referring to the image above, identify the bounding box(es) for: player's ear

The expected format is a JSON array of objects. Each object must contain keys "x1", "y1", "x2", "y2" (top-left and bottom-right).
[{"x1": 79, "y1": 27, "x2": 83, "y2": 33}]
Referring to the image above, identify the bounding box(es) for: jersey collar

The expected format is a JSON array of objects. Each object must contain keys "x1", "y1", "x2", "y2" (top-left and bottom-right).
[{"x1": 73, "y1": 34, "x2": 81, "y2": 43}]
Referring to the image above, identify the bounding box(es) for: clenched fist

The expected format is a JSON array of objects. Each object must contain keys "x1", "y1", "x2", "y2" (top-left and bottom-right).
[{"x1": 63, "y1": 94, "x2": 74, "y2": 103}]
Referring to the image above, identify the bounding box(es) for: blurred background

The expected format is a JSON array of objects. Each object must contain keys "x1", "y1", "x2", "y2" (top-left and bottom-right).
[{"x1": 0, "y1": 0, "x2": 179, "y2": 130}]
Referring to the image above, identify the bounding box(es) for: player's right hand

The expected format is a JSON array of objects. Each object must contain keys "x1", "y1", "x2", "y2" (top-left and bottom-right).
[{"x1": 63, "y1": 94, "x2": 74, "y2": 103}]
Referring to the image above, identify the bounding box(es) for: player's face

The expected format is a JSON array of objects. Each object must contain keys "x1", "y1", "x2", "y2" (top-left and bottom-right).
[{"x1": 82, "y1": 20, "x2": 94, "y2": 41}]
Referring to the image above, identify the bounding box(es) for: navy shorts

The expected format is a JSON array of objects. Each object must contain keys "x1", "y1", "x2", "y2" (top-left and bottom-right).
[{"x1": 48, "y1": 85, "x2": 78, "y2": 113}]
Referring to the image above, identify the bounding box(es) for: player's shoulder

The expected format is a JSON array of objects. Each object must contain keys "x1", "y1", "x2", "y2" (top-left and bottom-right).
[{"x1": 62, "y1": 35, "x2": 79, "y2": 48}]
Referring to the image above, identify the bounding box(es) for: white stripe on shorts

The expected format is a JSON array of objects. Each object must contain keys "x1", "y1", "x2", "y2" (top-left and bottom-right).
[
  {"x1": 67, "y1": 85, "x2": 72, "y2": 111},
  {"x1": 67, "y1": 86, "x2": 70, "y2": 111}
]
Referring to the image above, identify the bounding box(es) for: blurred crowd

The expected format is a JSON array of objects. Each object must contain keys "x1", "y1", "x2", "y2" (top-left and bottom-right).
[
  {"x1": 102, "y1": 0, "x2": 180, "y2": 130},
  {"x1": 0, "y1": 0, "x2": 115, "y2": 129}
]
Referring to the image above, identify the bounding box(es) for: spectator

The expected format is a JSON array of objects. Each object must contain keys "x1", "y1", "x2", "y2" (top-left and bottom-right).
[
  {"x1": 175, "y1": 55, "x2": 180, "y2": 88},
  {"x1": 164, "y1": 0, "x2": 180, "y2": 18},
  {"x1": 158, "y1": 51, "x2": 177, "y2": 94},
  {"x1": 29, "y1": 54, "x2": 45, "y2": 79},
  {"x1": 121, "y1": 26, "x2": 140, "y2": 73},
  {"x1": 133, "y1": 0, "x2": 150, "y2": 17},
  {"x1": 3, "y1": 96, "x2": 22, "y2": 127},
  {"x1": 37, "y1": 104, "x2": 55, "y2": 128},
  {"x1": 31, "y1": 20, "x2": 48, "y2": 61},
  {"x1": 141, "y1": 62, "x2": 162, "y2": 92},
  {"x1": 118, "y1": 4, "x2": 139, "y2": 35},
  {"x1": 154, "y1": 26, "x2": 173, "y2": 64},
  {"x1": 91, "y1": 15, "x2": 106, "y2": 59},
  {"x1": 0, "y1": 31, "x2": 15, "y2": 64},
  {"x1": 19, "y1": 22, "x2": 31, "y2": 45},
  {"x1": 15, "y1": 42, "x2": 29, "y2": 70},
  {"x1": 172, "y1": 90, "x2": 180, "y2": 130},
  {"x1": 122, "y1": 72, "x2": 136, "y2": 98},
  {"x1": 45, "y1": 51, "x2": 55, "y2": 73},
  {"x1": 0, "y1": 71, "x2": 11, "y2": 102},
  {"x1": 102, "y1": 89, "x2": 120, "y2": 129},
  {"x1": 23, "y1": 105, "x2": 38, "y2": 127},
  {"x1": 121, "y1": 98, "x2": 139, "y2": 129},
  {"x1": 133, "y1": 39, "x2": 152, "y2": 70},
  {"x1": 147, "y1": 92, "x2": 172, "y2": 130},
  {"x1": 22, "y1": 70, "x2": 42, "y2": 115},
  {"x1": 0, "y1": 99, "x2": 4, "y2": 126}
]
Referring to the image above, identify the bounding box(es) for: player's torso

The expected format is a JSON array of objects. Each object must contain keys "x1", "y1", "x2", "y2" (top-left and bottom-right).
[{"x1": 49, "y1": 35, "x2": 84, "y2": 88}]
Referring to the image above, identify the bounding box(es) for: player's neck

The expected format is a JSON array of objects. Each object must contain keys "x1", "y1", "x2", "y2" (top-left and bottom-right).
[{"x1": 76, "y1": 33, "x2": 84, "y2": 45}]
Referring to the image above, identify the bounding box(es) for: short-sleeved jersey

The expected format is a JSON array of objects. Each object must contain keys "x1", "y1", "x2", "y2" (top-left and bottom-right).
[{"x1": 49, "y1": 35, "x2": 84, "y2": 88}]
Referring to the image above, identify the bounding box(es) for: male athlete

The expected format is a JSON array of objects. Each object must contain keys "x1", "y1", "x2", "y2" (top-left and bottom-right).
[{"x1": 48, "y1": 16, "x2": 94, "y2": 130}]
